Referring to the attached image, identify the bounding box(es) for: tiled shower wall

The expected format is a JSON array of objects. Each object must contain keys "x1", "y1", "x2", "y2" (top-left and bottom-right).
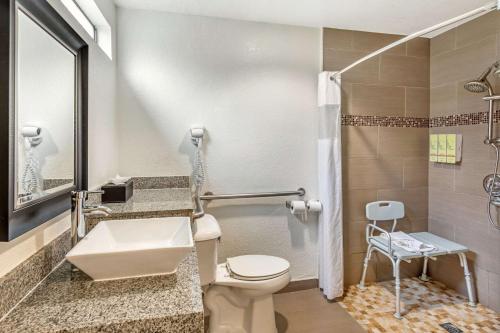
[
  {"x1": 429, "y1": 11, "x2": 500, "y2": 312},
  {"x1": 323, "y1": 28, "x2": 430, "y2": 286}
]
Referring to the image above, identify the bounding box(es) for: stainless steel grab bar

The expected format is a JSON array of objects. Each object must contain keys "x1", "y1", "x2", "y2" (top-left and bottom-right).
[{"x1": 199, "y1": 188, "x2": 305, "y2": 201}]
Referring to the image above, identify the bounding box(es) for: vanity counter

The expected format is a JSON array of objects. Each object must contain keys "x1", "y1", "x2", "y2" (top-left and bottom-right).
[{"x1": 0, "y1": 250, "x2": 204, "y2": 332}]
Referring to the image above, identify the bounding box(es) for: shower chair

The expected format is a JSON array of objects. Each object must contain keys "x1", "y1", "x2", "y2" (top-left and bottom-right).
[{"x1": 358, "y1": 201, "x2": 475, "y2": 319}]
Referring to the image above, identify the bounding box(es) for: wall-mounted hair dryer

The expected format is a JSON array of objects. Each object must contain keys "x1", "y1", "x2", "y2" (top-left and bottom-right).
[
  {"x1": 22, "y1": 126, "x2": 42, "y2": 148},
  {"x1": 190, "y1": 125, "x2": 205, "y2": 147}
]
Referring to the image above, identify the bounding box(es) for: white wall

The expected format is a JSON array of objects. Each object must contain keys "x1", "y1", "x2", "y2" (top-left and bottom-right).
[
  {"x1": 0, "y1": 0, "x2": 118, "y2": 277},
  {"x1": 116, "y1": 9, "x2": 321, "y2": 280}
]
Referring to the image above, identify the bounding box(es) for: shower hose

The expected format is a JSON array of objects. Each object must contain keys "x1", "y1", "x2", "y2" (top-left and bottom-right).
[
  {"x1": 193, "y1": 139, "x2": 205, "y2": 189},
  {"x1": 487, "y1": 144, "x2": 500, "y2": 230}
]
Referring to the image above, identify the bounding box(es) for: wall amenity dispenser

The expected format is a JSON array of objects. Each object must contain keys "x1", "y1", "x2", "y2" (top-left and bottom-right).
[{"x1": 430, "y1": 134, "x2": 462, "y2": 164}]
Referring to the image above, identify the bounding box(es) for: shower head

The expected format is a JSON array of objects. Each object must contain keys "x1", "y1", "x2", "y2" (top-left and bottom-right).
[
  {"x1": 464, "y1": 67, "x2": 493, "y2": 94},
  {"x1": 464, "y1": 80, "x2": 491, "y2": 93},
  {"x1": 464, "y1": 61, "x2": 500, "y2": 94}
]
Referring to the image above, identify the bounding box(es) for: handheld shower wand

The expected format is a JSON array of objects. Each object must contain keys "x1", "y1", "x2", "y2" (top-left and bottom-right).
[{"x1": 464, "y1": 61, "x2": 500, "y2": 230}]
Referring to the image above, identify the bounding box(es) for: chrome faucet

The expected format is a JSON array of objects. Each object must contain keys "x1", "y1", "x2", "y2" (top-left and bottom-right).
[{"x1": 71, "y1": 190, "x2": 112, "y2": 247}]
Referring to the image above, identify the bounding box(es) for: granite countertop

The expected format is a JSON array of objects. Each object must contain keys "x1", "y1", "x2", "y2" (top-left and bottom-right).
[
  {"x1": 0, "y1": 177, "x2": 202, "y2": 332},
  {"x1": 0, "y1": 251, "x2": 204, "y2": 333}
]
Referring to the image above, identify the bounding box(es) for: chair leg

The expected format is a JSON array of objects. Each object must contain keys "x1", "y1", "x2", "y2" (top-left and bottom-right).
[
  {"x1": 358, "y1": 245, "x2": 373, "y2": 289},
  {"x1": 458, "y1": 253, "x2": 476, "y2": 307},
  {"x1": 419, "y1": 257, "x2": 430, "y2": 282},
  {"x1": 394, "y1": 259, "x2": 402, "y2": 319}
]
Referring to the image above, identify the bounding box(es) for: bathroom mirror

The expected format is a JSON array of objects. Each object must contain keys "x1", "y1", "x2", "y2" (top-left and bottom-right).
[
  {"x1": 15, "y1": 9, "x2": 76, "y2": 207},
  {"x1": 0, "y1": 0, "x2": 88, "y2": 241}
]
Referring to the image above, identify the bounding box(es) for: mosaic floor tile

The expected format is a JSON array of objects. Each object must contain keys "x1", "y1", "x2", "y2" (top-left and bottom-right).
[{"x1": 339, "y1": 278, "x2": 500, "y2": 333}]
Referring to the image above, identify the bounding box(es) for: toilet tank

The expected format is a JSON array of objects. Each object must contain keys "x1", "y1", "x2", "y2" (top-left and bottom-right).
[{"x1": 193, "y1": 214, "x2": 221, "y2": 286}]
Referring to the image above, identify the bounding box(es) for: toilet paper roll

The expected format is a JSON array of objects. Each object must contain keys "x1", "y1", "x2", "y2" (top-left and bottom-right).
[
  {"x1": 290, "y1": 200, "x2": 306, "y2": 215},
  {"x1": 306, "y1": 200, "x2": 322, "y2": 213},
  {"x1": 21, "y1": 126, "x2": 41, "y2": 137}
]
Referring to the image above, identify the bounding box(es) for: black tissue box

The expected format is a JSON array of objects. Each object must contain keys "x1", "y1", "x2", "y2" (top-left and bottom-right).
[{"x1": 101, "y1": 179, "x2": 134, "y2": 203}]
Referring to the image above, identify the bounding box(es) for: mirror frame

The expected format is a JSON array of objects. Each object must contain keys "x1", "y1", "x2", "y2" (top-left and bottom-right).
[{"x1": 0, "y1": 0, "x2": 88, "y2": 241}]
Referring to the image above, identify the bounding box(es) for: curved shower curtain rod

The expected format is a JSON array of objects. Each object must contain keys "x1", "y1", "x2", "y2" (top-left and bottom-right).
[{"x1": 331, "y1": 0, "x2": 500, "y2": 80}]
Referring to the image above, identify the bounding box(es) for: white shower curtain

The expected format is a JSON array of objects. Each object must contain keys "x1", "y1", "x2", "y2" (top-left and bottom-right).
[{"x1": 317, "y1": 71, "x2": 343, "y2": 299}]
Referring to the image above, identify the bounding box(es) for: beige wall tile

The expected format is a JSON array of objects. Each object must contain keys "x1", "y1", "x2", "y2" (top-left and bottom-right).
[
  {"x1": 341, "y1": 82, "x2": 352, "y2": 114},
  {"x1": 428, "y1": 218, "x2": 455, "y2": 241},
  {"x1": 379, "y1": 127, "x2": 429, "y2": 158},
  {"x1": 344, "y1": 158, "x2": 403, "y2": 190},
  {"x1": 351, "y1": 31, "x2": 405, "y2": 55},
  {"x1": 380, "y1": 54, "x2": 429, "y2": 88},
  {"x1": 430, "y1": 84, "x2": 457, "y2": 117},
  {"x1": 429, "y1": 163, "x2": 455, "y2": 191},
  {"x1": 454, "y1": 158, "x2": 492, "y2": 198},
  {"x1": 343, "y1": 189, "x2": 378, "y2": 221},
  {"x1": 472, "y1": 265, "x2": 490, "y2": 308},
  {"x1": 344, "y1": 220, "x2": 369, "y2": 254},
  {"x1": 377, "y1": 187, "x2": 428, "y2": 220},
  {"x1": 375, "y1": 261, "x2": 395, "y2": 282},
  {"x1": 345, "y1": 252, "x2": 376, "y2": 285},
  {"x1": 323, "y1": 49, "x2": 379, "y2": 84},
  {"x1": 430, "y1": 36, "x2": 497, "y2": 87},
  {"x1": 323, "y1": 28, "x2": 352, "y2": 51},
  {"x1": 406, "y1": 38, "x2": 430, "y2": 58},
  {"x1": 373, "y1": 253, "x2": 423, "y2": 281},
  {"x1": 342, "y1": 126, "x2": 378, "y2": 158},
  {"x1": 488, "y1": 272, "x2": 500, "y2": 312},
  {"x1": 459, "y1": 124, "x2": 497, "y2": 161},
  {"x1": 430, "y1": 29, "x2": 456, "y2": 57},
  {"x1": 351, "y1": 84, "x2": 405, "y2": 116},
  {"x1": 455, "y1": 11, "x2": 500, "y2": 48},
  {"x1": 429, "y1": 189, "x2": 491, "y2": 231},
  {"x1": 403, "y1": 157, "x2": 429, "y2": 188},
  {"x1": 428, "y1": 255, "x2": 473, "y2": 300},
  {"x1": 455, "y1": 224, "x2": 500, "y2": 275},
  {"x1": 410, "y1": 217, "x2": 428, "y2": 232},
  {"x1": 406, "y1": 87, "x2": 430, "y2": 117}
]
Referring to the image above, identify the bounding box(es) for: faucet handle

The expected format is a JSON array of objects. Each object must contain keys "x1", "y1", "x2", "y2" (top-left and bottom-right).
[
  {"x1": 87, "y1": 190, "x2": 105, "y2": 194},
  {"x1": 72, "y1": 190, "x2": 105, "y2": 200}
]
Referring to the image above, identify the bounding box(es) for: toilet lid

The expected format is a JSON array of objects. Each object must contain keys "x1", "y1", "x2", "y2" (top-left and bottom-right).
[{"x1": 226, "y1": 255, "x2": 290, "y2": 281}]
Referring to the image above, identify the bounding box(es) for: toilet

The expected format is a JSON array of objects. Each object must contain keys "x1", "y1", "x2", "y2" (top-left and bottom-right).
[{"x1": 194, "y1": 214, "x2": 290, "y2": 333}]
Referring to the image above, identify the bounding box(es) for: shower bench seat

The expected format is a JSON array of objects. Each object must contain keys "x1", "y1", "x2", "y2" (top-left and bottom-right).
[{"x1": 358, "y1": 201, "x2": 475, "y2": 319}]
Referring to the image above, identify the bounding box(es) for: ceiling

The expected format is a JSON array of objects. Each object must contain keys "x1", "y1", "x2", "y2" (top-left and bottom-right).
[{"x1": 114, "y1": 0, "x2": 491, "y2": 36}]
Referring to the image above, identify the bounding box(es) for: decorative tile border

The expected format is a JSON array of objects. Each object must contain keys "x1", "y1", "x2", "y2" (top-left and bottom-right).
[
  {"x1": 0, "y1": 230, "x2": 71, "y2": 320},
  {"x1": 342, "y1": 111, "x2": 500, "y2": 128},
  {"x1": 430, "y1": 110, "x2": 500, "y2": 127},
  {"x1": 341, "y1": 115, "x2": 429, "y2": 128}
]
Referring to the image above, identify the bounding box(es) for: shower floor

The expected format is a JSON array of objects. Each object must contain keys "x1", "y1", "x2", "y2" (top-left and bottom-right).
[{"x1": 339, "y1": 277, "x2": 500, "y2": 333}]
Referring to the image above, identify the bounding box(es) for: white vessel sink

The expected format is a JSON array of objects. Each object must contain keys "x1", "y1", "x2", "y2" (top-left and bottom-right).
[{"x1": 66, "y1": 217, "x2": 193, "y2": 281}]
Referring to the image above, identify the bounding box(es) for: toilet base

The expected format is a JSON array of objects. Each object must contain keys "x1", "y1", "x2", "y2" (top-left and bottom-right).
[{"x1": 205, "y1": 285, "x2": 278, "y2": 333}]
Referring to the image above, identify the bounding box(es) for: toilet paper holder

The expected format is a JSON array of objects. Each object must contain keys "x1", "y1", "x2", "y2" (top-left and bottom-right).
[{"x1": 286, "y1": 200, "x2": 322, "y2": 212}]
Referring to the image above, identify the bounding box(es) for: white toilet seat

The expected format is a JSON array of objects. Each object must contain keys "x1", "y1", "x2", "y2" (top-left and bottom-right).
[
  {"x1": 226, "y1": 255, "x2": 290, "y2": 281},
  {"x1": 214, "y1": 262, "x2": 290, "y2": 290}
]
